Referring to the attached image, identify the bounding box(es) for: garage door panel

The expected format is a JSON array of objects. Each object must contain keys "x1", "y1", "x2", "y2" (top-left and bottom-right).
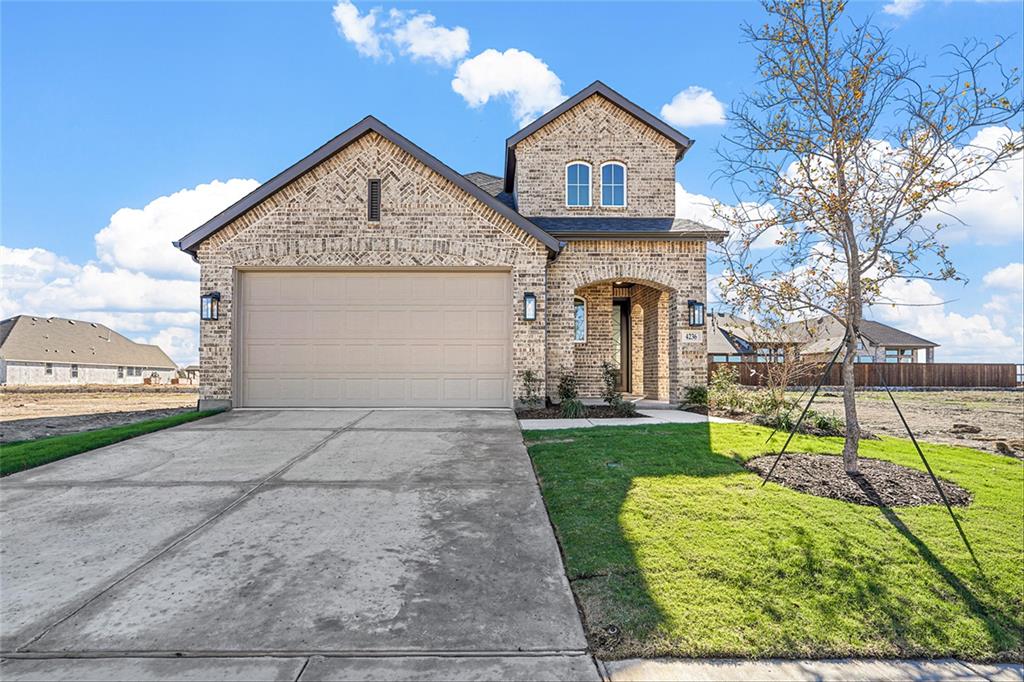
[
  {"x1": 476, "y1": 344, "x2": 507, "y2": 371},
  {"x1": 248, "y1": 310, "x2": 310, "y2": 338},
  {"x1": 240, "y1": 271, "x2": 511, "y2": 407}
]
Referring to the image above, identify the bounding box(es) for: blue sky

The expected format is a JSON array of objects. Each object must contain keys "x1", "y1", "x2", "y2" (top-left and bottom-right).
[{"x1": 3, "y1": 0, "x2": 1022, "y2": 364}]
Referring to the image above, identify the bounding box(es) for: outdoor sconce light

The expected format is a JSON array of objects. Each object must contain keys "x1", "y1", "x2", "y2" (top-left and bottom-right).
[
  {"x1": 688, "y1": 300, "x2": 705, "y2": 327},
  {"x1": 523, "y1": 292, "x2": 537, "y2": 321},
  {"x1": 201, "y1": 292, "x2": 221, "y2": 321}
]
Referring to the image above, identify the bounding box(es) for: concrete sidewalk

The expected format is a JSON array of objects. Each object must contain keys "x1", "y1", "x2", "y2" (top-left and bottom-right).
[
  {"x1": 520, "y1": 408, "x2": 734, "y2": 430},
  {"x1": 602, "y1": 658, "x2": 1023, "y2": 681}
]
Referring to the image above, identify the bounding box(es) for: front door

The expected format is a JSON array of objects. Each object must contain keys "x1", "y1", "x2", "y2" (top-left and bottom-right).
[{"x1": 612, "y1": 299, "x2": 631, "y2": 393}]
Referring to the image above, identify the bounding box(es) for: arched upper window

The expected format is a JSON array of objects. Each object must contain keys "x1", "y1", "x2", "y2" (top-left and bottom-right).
[
  {"x1": 601, "y1": 162, "x2": 626, "y2": 207},
  {"x1": 573, "y1": 297, "x2": 587, "y2": 343},
  {"x1": 566, "y1": 162, "x2": 591, "y2": 207}
]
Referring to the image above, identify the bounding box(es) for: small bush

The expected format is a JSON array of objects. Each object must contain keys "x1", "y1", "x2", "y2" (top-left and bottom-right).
[
  {"x1": 520, "y1": 369, "x2": 543, "y2": 409},
  {"x1": 557, "y1": 373, "x2": 587, "y2": 419},
  {"x1": 560, "y1": 398, "x2": 587, "y2": 419},
  {"x1": 558, "y1": 373, "x2": 581, "y2": 402},
  {"x1": 753, "y1": 407, "x2": 845, "y2": 437},
  {"x1": 600, "y1": 362, "x2": 637, "y2": 417},
  {"x1": 709, "y1": 366, "x2": 748, "y2": 413},
  {"x1": 683, "y1": 385, "x2": 709, "y2": 407}
]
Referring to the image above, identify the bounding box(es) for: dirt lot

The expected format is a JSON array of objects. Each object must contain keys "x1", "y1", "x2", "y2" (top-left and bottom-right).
[
  {"x1": 0, "y1": 387, "x2": 199, "y2": 443},
  {"x1": 796, "y1": 390, "x2": 1024, "y2": 456}
]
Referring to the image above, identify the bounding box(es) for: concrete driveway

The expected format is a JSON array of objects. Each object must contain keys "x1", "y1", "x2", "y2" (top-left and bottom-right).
[{"x1": 0, "y1": 409, "x2": 597, "y2": 681}]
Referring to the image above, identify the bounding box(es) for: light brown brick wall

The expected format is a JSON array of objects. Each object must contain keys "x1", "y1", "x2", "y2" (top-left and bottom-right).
[
  {"x1": 513, "y1": 94, "x2": 677, "y2": 217},
  {"x1": 546, "y1": 239, "x2": 708, "y2": 403},
  {"x1": 634, "y1": 285, "x2": 669, "y2": 400},
  {"x1": 572, "y1": 282, "x2": 614, "y2": 396},
  {"x1": 196, "y1": 131, "x2": 549, "y2": 406}
]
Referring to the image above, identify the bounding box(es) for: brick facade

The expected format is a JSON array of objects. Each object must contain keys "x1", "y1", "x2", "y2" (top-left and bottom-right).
[
  {"x1": 513, "y1": 94, "x2": 677, "y2": 217},
  {"x1": 546, "y1": 239, "x2": 708, "y2": 403},
  {"x1": 189, "y1": 87, "x2": 712, "y2": 408},
  {"x1": 197, "y1": 132, "x2": 548, "y2": 405}
]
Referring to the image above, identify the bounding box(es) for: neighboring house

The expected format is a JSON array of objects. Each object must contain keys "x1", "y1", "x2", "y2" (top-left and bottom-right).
[
  {"x1": 180, "y1": 365, "x2": 201, "y2": 383},
  {"x1": 174, "y1": 81, "x2": 727, "y2": 409},
  {"x1": 0, "y1": 315, "x2": 177, "y2": 385},
  {"x1": 707, "y1": 312, "x2": 793, "y2": 363},
  {"x1": 785, "y1": 317, "x2": 939, "y2": 364}
]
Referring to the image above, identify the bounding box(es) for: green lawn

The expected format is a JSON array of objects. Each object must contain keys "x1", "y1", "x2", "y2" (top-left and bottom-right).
[
  {"x1": 1, "y1": 410, "x2": 220, "y2": 477},
  {"x1": 525, "y1": 422, "x2": 1023, "y2": 661}
]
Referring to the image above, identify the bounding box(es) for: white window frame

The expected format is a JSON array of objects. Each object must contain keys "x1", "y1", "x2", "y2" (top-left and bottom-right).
[
  {"x1": 573, "y1": 296, "x2": 588, "y2": 343},
  {"x1": 565, "y1": 162, "x2": 592, "y2": 208},
  {"x1": 599, "y1": 161, "x2": 627, "y2": 207}
]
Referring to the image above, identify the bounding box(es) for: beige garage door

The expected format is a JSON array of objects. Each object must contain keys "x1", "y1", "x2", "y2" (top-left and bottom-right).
[{"x1": 238, "y1": 271, "x2": 512, "y2": 407}]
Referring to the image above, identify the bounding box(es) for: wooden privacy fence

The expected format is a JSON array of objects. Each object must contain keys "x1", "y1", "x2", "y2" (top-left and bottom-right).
[{"x1": 708, "y1": 362, "x2": 1019, "y2": 388}]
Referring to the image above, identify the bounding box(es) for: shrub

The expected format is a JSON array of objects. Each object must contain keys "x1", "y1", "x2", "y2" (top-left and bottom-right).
[
  {"x1": 683, "y1": 385, "x2": 709, "y2": 407},
  {"x1": 600, "y1": 362, "x2": 637, "y2": 417},
  {"x1": 558, "y1": 374, "x2": 587, "y2": 419},
  {"x1": 709, "y1": 366, "x2": 748, "y2": 413},
  {"x1": 520, "y1": 369, "x2": 543, "y2": 409},
  {"x1": 560, "y1": 398, "x2": 587, "y2": 419}
]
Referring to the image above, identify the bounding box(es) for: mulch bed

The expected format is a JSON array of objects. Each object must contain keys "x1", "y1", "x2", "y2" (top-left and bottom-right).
[
  {"x1": 745, "y1": 453, "x2": 971, "y2": 507},
  {"x1": 516, "y1": 405, "x2": 647, "y2": 419}
]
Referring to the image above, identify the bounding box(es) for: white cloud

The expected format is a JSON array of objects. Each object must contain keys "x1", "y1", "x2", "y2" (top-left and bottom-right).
[
  {"x1": 983, "y1": 262, "x2": 1024, "y2": 291},
  {"x1": 872, "y1": 278, "x2": 1022, "y2": 362},
  {"x1": 332, "y1": 1, "x2": 469, "y2": 67},
  {"x1": 332, "y1": 0, "x2": 385, "y2": 59},
  {"x1": 390, "y1": 10, "x2": 469, "y2": 67},
  {"x1": 22, "y1": 265, "x2": 196, "y2": 314},
  {"x1": 95, "y1": 178, "x2": 258, "y2": 280},
  {"x1": 2, "y1": 180, "x2": 253, "y2": 366},
  {"x1": 883, "y1": 0, "x2": 924, "y2": 18},
  {"x1": 676, "y1": 182, "x2": 780, "y2": 249},
  {"x1": 451, "y1": 48, "x2": 564, "y2": 127},
  {"x1": 138, "y1": 326, "x2": 199, "y2": 368},
  {"x1": 930, "y1": 127, "x2": 1024, "y2": 244},
  {"x1": 660, "y1": 86, "x2": 726, "y2": 128}
]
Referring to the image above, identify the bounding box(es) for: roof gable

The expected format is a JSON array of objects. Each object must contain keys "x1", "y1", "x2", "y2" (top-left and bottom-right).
[
  {"x1": 0, "y1": 315, "x2": 177, "y2": 368},
  {"x1": 174, "y1": 117, "x2": 561, "y2": 256},
  {"x1": 503, "y1": 81, "x2": 695, "y2": 192}
]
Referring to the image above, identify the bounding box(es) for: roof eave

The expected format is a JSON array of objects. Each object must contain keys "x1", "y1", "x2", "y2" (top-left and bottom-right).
[{"x1": 551, "y1": 230, "x2": 729, "y2": 242}]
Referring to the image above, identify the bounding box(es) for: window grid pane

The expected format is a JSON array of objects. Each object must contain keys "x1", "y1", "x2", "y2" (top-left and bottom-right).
[
  {"x1": 601, "y1": 163, "x2": 625, "y2": 206},
  {"x1": 567, "y1": 164, "x2": 590, "y2": 206}
]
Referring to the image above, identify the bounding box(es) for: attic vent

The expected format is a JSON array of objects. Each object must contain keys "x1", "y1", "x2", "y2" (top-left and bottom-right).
[
  {"x1": 367, "y1": 179, "x2": 381, "y2": 222},
  {"x1": 90, "y1": 323, "x2": 97, "y2": 327},
  {"x1": 68, "y1": 320, "x2": 76, "y2": 325}
]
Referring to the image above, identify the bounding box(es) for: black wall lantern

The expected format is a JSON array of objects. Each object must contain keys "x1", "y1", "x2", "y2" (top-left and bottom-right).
[
  {"x1": 201, "y1": 292, "x2": 221, "y2": 321},
  {"x1": 688, "y1": 300, "x2": 705, "y2": 327},
  {"x1": 523, "y1": 292, "x2": 537, "y2": 321}
]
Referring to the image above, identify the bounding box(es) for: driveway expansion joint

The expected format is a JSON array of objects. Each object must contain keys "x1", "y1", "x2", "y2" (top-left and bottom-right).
[{"x1": 13, "y1": 411, "x2": 375, "y2": 653}]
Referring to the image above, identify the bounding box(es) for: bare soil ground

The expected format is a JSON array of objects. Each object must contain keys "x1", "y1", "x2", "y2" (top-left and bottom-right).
[
  {"x1": 794, "y1": 390, "x2": 1024, "y2": 456},
  {"x1": 0, "y1": 387, "x2": 199, "y2": 443}
]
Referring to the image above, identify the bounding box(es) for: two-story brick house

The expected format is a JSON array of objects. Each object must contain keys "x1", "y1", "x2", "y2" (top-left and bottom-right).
[{"x1": 175, "y1": 81, "x2": 726, "y2": 410}]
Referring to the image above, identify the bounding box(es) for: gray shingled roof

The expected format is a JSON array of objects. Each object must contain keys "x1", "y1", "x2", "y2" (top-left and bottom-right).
[
  {"x1": 527, "y1": 217, "x2": 727, "y2": 240},
  {"x1": 0, "y1": 315, "x2": 177, "y2": 368},
  {"x1": 785, "y1": 316, "x2": 938, "y2": 350}
]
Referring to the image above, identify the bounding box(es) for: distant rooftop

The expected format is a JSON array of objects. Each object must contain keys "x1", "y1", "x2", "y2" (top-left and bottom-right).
[{"x1": 0, "y1": 315, "x2": 177, "y2": 368}]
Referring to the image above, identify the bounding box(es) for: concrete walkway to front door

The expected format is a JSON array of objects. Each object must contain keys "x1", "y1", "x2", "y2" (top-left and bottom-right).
[{"x1": 0, "y1": 409, "x2": 598, "y2": 681}]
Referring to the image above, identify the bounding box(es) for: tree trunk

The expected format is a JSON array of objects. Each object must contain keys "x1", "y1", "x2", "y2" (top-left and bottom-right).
[{"x1": 841, "y1": 329, "x2": 860, "y2": 474}]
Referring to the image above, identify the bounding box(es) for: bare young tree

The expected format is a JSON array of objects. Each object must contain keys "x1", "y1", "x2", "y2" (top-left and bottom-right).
[{"x1": 715, "y1": 0, "x2": 1023, "y2": 473}]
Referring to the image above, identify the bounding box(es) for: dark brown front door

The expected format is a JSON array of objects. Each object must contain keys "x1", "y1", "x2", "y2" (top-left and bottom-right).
[{"x1": 612, "y1": 299, "x2": 631, "y2": 393}]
